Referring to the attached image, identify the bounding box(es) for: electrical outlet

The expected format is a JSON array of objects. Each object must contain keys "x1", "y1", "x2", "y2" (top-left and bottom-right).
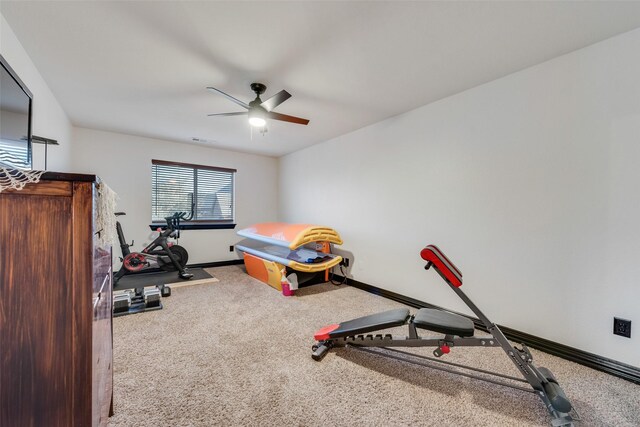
[
  {"x1": 341, "y1": 257, "x2": 349, "y2": 267},
  {"x1": 613, "y1": 317, "x2": 631, "y2": 338},
  {"x1": 229, "y1": 245, "x2": 234, "y2": 252}
]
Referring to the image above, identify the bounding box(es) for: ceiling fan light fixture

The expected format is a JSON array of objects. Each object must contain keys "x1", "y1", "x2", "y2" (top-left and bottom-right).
[
  {"x1": 207, "y1": 83, "x2": 308, "y2": 127},
  {"x1": 248, "y1": 108, "x2": 266, "y2": 127},
  {"x1": 249, "y1": 116, "x2": 266, "y2": 127}
]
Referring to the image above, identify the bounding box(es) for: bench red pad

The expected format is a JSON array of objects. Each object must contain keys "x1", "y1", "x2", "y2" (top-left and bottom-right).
[{"x1": 420, "y1": 245, "x2": 463, "y2": 287}]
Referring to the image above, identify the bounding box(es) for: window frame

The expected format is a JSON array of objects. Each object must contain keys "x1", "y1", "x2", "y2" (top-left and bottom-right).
[{"x1": 151, "y1": 159, "x2": 237, "y2": 230}]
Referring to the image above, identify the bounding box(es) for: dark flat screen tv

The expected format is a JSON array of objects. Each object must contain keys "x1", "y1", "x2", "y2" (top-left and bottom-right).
[{"x1": 0, "y1": 54, "x2": 33, "y2": 169}]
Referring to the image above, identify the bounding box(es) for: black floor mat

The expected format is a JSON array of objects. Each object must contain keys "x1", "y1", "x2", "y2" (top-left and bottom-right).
[{"x1": 114, "y1": 268, "x2": 212, "y2": 291}]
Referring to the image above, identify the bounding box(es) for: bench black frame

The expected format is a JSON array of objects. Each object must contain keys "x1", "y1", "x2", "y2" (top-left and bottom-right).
[{"x1": 311, "y1": 244, "x2": 576, "y2": 427}]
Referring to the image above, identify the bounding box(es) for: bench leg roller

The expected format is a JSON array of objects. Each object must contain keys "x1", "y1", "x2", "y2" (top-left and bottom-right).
[
  {"x1": 543, "y1": 381, "x2": 572, "y2": 413},
  {"x1": 312, "y1": 343, "x2": 330, "y2": 361}
]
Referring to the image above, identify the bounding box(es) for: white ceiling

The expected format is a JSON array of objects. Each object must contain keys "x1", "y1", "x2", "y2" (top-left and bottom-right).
[{"x1": 3, "y1": 1, "x2": 640, "y2": 157}]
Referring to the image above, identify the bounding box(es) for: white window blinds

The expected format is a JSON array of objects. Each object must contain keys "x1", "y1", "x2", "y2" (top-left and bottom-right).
[{"x1": 151, "y1": 160, "x2": 235, "y2": 222}]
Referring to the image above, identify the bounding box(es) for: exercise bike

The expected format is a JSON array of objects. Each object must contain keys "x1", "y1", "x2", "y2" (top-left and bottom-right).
[
  {"x1": 114, "y1": 210, "x2": 194, "y2": 284},
  {"x1": 112, "y1": 210, "x2": 194, "y2": 317}
]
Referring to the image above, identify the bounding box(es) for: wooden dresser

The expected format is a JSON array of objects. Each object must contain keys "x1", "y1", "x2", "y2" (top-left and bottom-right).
[{"x1": 0, "y1": 172, "x2": 113, "y2": 427}]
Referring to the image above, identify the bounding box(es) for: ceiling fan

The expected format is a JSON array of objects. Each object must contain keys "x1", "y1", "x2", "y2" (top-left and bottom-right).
[{"x1": 206, "y1": 83, "x2": 309, "y2": 127}]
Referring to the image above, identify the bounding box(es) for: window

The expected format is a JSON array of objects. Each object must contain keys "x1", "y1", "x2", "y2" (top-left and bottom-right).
[{"x1": 151, "y1": 160, "x2": 236, "y2": 228}]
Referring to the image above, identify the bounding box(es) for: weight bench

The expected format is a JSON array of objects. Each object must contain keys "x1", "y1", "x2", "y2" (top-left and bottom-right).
[{"x1": 312, "y1": 244, "x2": 576, "y2": 427}]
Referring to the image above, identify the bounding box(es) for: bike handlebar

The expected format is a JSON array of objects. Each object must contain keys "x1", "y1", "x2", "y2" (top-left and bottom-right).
[{"x1": 164, "y1": 195, "x2": 195, "y2": 232}]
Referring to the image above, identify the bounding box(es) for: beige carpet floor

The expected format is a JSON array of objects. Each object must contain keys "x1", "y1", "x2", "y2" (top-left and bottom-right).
[{"x1": 108, "y1": 265, "x2": 640, "y2": 426}]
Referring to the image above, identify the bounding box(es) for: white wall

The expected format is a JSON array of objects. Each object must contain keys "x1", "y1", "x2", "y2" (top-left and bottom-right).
[
  {"x1": 1, "y1": 13, "x2": 72, "y2": 171},
  {"x1": 72, "y1": 127, "x2": 279, "y2": 264},
  {"x1": 280, "y1": 29, "x2": 640, "y2": 367}
]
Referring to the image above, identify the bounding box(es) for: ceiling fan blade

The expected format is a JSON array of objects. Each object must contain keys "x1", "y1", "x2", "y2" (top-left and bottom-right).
[
  {"x1": 260, "y1": 90, "x2": 291, "y2": 112},
  {"x1": 266, "y1": 111, "x2": 309, "y2": 125},
  {"x1": 207, "y1": 112, "x2": 248, "y2": 117},
  {"x1": 206, "y1": 87, "x2": 250, "y2": 109}
]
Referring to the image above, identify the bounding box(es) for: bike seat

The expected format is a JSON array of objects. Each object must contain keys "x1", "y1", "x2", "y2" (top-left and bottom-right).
[{"x1": 115, "y1": 212, "x2": 126, "y2": 216}]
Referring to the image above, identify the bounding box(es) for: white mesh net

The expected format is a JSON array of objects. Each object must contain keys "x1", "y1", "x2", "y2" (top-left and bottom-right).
[
  {"x1": 95, "y1": 181, "x2": 118, "y2": 249},
  {"x1": 0, "y1": 168, "x2": 46, "y2": 193}
]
